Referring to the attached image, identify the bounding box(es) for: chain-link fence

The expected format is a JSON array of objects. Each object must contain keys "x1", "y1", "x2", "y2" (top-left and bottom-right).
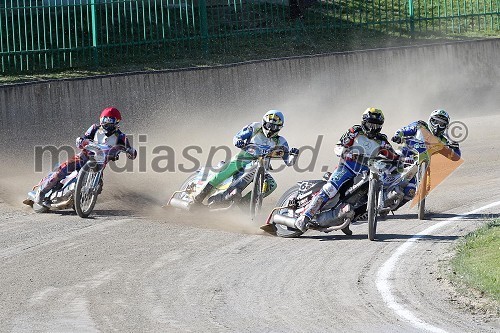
[{"x1": 1, "y1": 0, "x2": 498, "y2": 73}]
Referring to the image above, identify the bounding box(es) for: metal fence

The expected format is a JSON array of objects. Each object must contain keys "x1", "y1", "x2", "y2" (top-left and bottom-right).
[{"x1": 1, "y1": 0, "x2": 499, "y2": 73}]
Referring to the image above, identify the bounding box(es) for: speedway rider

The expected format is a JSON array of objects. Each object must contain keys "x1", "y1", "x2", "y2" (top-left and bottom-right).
[
  {"x1": 391, "y1": 109, "x2": 461, "y2": 208},
  {"x1": 192, "y1": 110, "x2": 299, "y2": 206},
  {"x1": 34, "y1": 107, "x2": 137, "y2": 206},
  {"x1": 295, "y1": 107, "x2": 399, "y2": 232}
]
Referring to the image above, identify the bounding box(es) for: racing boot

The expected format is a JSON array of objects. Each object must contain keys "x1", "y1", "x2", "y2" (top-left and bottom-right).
[
  {"x1": 192, "y1": 183, "x2": 214, "y2": 206},
  {"x1": 294, "y1": 193, "x2": 328, "y2": 232},
  {"x1": 207, "y1": 192, "x2": 224, "y2": 206},
  {"x1": 34, "y1": 187, "x2": 48, "y2": 206},
  {"x1": 208, "y1": 183, "x2": 242, "y2": 206},
  {"x1": 393, "y1": 198, "x2": 409, "y2": 212},
  {"x1": 341, "y1": 225, "x2": 353, "y2": 236},
  {"x1": 295, "y1": 215, "x2": 311, "y2": 232}
]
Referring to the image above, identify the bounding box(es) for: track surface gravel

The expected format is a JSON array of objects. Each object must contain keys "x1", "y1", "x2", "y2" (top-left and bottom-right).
[{"x1": 0, "y1": 115, "x2": 499, "y2": 332}]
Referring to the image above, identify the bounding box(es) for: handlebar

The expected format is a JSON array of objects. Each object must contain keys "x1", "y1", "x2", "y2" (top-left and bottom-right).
[
  {"x1": 242, "y1": 143, "x2": 289, "y2": 158},
  {"x1": 83, "y1": 143, "x2": 127, "y2": 163},
  {"x1": 399, "y1": 127, "x2": 442, "y2": 157},
  {"x1": 369, "y1": 156, "x2": 399, "y2": 164}
]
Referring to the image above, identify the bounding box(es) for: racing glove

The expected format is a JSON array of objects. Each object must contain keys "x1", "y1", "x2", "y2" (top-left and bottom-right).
[
  {"x1": 235, "y1": 139, "x2": 246, "y2": 149},
  {"x1": 286, "y1": 148, "x2": 299, "y2": 166},
  {"x1": 448, "y1": 141, "x2": 460, "y2": 150},
  {"x1": 76, "y1": 137, "x2": 89, "y2": 149},
  {"x1": 399, "y1": 154, "x2": 414, "y2": 165},
  {"x1": 391, "y1": 133, "x2": 403, "y2": 144},
  {"x1": 126, "y1": 147, "x2": 137, "y2": 160}
]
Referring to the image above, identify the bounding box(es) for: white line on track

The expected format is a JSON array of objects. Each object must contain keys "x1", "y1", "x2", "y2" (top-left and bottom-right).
[{"x1": 376, "y1": 200, "x2": 500, "y2": 333}]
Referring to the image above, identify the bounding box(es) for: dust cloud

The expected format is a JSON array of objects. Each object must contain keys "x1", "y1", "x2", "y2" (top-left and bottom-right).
[{"x1": 1, "y1": 42, "x2": 498, "y2": 232}]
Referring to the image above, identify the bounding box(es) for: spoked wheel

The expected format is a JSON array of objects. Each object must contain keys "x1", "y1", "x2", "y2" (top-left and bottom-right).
[
  {"x1": 272, "y1": 185, "x2": 303, "y2": 238},
  {"x1": 367, "y1": 178, "x2": 380, "y2": 241},
  {"x1": 249, "y1": 166, "x2": 265, "y2": 220},
  {"x1": 74, "y1": 163, "x2": 101, "y2": 218},
  {"x1": 417, "y1": 161, "x2": 429, "y2": 220}
]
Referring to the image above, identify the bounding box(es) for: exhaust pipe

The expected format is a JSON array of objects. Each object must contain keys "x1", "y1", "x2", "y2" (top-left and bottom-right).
[
  {"x1": 272, "y1": 214, "x2": 298, "y2": 229},
  {"x1": 168, "y1": 198, "x2": 191, "y2": 211},
  {"x1": 273, "y1": 210, "x2": 355, "y2": 233},
  {"x1": 317, "y1": 210, "x2": 355, "y2": 233}
]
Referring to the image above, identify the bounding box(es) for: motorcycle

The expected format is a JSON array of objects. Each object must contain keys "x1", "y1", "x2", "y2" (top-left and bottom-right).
[
  {"x1": 365, "y1": 126, "x2": 441, "y2": 239},
  {"x1": 365, "y1": 156, "x2": 405, "y2": 240},
  {"x1": 261, "y1": 166, "x2": 373, "y2": 238},
  {"x1": 23, "y1": 143, "x2": 125, "y2": 218},
  {"x1": 167, "y1": 144, "x2": 293, "y2": 219}
]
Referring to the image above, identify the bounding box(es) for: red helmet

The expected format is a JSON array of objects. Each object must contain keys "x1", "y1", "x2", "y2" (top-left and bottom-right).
[{"x1": 99, "y1": 107, "x2": 121, "y2": 134}]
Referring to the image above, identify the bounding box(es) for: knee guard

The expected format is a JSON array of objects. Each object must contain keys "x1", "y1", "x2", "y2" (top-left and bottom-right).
[
  {"x1": 304, "y1": 194, "x2": 328, "y2": 219},
  {"x1": 304, "y1": 184, "x2": 337, "y2": 219},
  {"x1": 403, "y1": 183, "x2": 417, "y2": 200},
  {"x1": 322, "y1": 182, "x2": 338, "y2": 199},
  {"x1": 263, "y1": 175, "x2": 277, "y2": 197}
]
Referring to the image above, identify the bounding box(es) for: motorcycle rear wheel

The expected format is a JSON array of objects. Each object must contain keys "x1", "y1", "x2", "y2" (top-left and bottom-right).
[
  {"x1": 273, "y1": 185, "x2": 303, "y2": 238},
  {"x1": 74, "y1": 164, "x2": 100, "y2": 218},
  {"x1": 367, "y1": 178, "x2": 380, "y2": 241}
]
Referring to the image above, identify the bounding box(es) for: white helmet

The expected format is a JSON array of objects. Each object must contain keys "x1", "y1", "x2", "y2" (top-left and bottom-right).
[
  {"x1": 428, "y1": 109, "x2": 450, "y2": 136},
  {"x1": 262, "y1": 110, "x2": 284, "y2": 138}
]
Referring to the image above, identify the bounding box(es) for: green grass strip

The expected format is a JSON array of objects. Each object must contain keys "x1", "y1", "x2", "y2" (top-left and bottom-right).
[{"x1": 452, "y1": 219, "x2": 500, "y2": 301}]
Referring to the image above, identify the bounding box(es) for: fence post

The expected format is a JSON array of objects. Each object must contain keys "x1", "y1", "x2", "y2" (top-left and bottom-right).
[
  {"x1": 0, "y1": 5, "x2": 3, "y2": 73},
  {"x1": 408, "y1": 0, "x2": 415, "y2": 38},
  {"x1": 198, "y1": 0, "x2": 209, "y2": 57},
  {"x1": 90, "y1": 0, "x2": 99, "y2": 67}
]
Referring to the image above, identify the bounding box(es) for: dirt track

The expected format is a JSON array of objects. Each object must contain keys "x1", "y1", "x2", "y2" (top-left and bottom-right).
[{"x1": 0, "y1": 111, "x2": 499, "y2": 332}]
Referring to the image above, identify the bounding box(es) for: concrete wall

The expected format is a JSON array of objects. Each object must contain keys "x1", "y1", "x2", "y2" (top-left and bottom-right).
[{"x1": 1, "y1": 39, "x2": 499, "y2": 152}]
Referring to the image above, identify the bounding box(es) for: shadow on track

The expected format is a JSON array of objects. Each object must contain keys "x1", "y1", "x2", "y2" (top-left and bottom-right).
[
  {"x1": 48, "y1": 209, "x2": 138, "y2": 218},
  {"x1": 378, "y1": 213, "x2": 500, "y2": 221},
  {"x1": 374, "y1": 233, "x2": 459, "y2": 243},
  {"x1": 300, "y1": 233, "x2": 459, "y2": 243},
  {"x1": 298, "y1": 212, "x2": 499, "y2": 242}
]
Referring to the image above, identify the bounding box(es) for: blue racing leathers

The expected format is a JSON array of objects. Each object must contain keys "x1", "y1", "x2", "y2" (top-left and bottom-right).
[
  {"x1": 393, "y1": 120, "x2": 461, "y2": 200},
  {"x1": 303, "y1": 125, "x2": 399, "y2": 219}
]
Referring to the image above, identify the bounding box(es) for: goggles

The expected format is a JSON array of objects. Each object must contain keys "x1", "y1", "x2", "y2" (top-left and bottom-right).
[
  {"x1": 100, "y1": 116, "x2": 118, "y2": 125},
  {"x1": 430, "y1": 117, "x2": 448, "y2": 128},
  {"x1": 263, "y1": 122, "x2": 282, "y2": 132},
  {"x1": 365, "y1": 122, "x2": 382, "y2": 131}
]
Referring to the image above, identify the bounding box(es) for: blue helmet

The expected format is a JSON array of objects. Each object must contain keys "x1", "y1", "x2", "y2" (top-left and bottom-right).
[{"x1": 262, "y1": 110, "x2": 284, "y2": 138}]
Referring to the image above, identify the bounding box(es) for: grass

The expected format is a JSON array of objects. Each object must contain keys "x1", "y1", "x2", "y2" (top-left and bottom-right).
[
  {"x1": 0, "y1": 0, "x2": 498, "y2": 84},
  {"x1": 0, "y1": 28, "x2": 491, "y2": 85},
  {"x1": 452, "y1": 220, "x2": 500, "y2": 302}
]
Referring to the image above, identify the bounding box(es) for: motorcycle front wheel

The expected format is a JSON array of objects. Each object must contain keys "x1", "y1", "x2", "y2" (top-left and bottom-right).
[
  {"x1": 249, "y1": 166, "x2": 265, "y2": 220},
  {"x1": 417, "y1": 161, "x2": 429, "y2": 220},
  {"x1": 74, "y1": 163, "x2": 101, "y2": 218},
  {"x1": 367, "y1": 178, "x2": 380, "y2": 241}
]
